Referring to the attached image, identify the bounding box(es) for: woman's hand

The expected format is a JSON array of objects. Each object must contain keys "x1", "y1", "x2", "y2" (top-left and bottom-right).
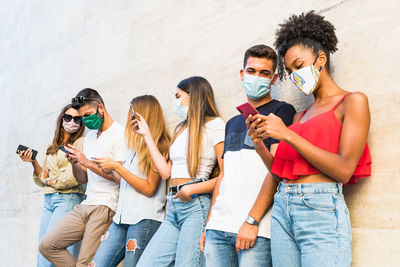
[
  {"x1": 173, "y1": 184, "x2": 194, "y2": 202},
  {"x1": 199, "y1": 230, "x2": 206, "y2": 253},
  {"x1": 255, "y1": 113, "x2": 291, "y2": 141},
  {"x1": 246, "y1": 114, "x2": 266, "y2": 146},
  {"x1": 40, "y1": 169, "x2": 50, "y2": 184},
  {"x1": 19, "y1": 149, "x2": 35, "y2": 163},
  {"x1": 130, "y1": 113, "x2": 151, "y2": 137},
  {"x1": 92, "y1": 158, "x2": 120, "y2": 173}
]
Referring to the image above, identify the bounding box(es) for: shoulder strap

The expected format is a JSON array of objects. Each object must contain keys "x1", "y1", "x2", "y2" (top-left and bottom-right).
[{"x1": 331, "y1": 93, "x2": 352, "y2": 111}]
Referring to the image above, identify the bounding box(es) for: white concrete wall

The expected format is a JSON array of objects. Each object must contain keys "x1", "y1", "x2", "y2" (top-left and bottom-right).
[{"x1": 1, "y1": 0, "x2": 399, "y2": 265}]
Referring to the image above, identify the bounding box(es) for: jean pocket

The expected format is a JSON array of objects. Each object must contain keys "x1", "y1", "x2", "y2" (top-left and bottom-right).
[{"x1": 302, "y1": 193, "x2": 336, "y2": 212}]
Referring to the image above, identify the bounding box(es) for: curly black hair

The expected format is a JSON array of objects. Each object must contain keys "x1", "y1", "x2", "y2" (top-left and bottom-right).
[{"x1": 274, "y1": 11, "x2": 338, "y2": 79}]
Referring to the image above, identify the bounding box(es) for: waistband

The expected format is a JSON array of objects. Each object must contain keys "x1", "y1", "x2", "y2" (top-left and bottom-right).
[
  {"x1": 169, "y1": 178, "x2": 208, "y2": 195},
  {"x1": 277, "y1": 182, "x2": 343, "y2": 194}
]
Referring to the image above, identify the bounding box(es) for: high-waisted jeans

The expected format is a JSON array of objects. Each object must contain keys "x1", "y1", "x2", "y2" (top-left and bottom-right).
[
  {"x1": 137, "y1": 193, "x2": 211, "y2": 267},
  {"x1": 271, "y1": 182, "x2": 352, "y2": 267}
]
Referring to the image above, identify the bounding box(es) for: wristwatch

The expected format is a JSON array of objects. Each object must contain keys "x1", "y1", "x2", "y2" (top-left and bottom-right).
[
  {"x1": 45, "y1": 178, "x2": 51, "y2": 185},
  {"x1": 245, "y1": 215, "x2": 259, "y2": 226}
]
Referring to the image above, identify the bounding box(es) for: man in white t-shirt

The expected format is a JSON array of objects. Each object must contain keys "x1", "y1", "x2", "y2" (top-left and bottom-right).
[
  {"x1": 40, "y1": 88, "x2": 126, "y2": 267},
  {"x1": 201, "y1": 45, "x2": 296, "y2": 266}
]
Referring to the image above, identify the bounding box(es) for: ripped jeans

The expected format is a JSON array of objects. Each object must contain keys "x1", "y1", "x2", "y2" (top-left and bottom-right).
[{"x1": 91, "y1": 219, "x2": 161, "y2": 267}]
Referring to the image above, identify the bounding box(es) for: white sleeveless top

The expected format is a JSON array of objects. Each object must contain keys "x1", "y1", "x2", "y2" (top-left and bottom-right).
[
  {"x1": 113, "y1": 150, "x2": 166, "y2": 225},
  {"x1": 170, "y1": 117, "x2": 225, "y2": 179}
]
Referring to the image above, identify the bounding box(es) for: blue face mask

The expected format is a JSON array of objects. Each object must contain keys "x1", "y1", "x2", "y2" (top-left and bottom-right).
[
  {"x1": 173, "y1": 98, "x2": 189, "y2": 119},
  {"x1": 243, "y1": 74, "x2": 272, "y2": 100}
]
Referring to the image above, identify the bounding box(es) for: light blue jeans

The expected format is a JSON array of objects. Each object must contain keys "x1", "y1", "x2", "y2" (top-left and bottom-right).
[
  {"x1": 271, "y1": 182, "x2": 352, "y2": 267},
  {"x1": 204, "y1": 229, "x2": 272, "y2": 267},
  {"x1": 38, "y1": 192, "x2": 83, "y2": 267},
  {"x1": 137, "y1": 194, "x2": 211, "y2": 267},
  {"x1": 91, "y1": 219, "x2": 161, "y2": 266}
]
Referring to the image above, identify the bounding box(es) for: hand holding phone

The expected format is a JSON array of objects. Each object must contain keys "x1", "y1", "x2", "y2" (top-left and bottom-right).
[
  {"x1": 236, "y1": 102, "x2": 259, "y2": 119},
  {"x1": 16, "y1": 145, "x2": 38, "y2": 161},
  {"x1": 130, "y1": 103, "x2": 139, "y2": 129}
]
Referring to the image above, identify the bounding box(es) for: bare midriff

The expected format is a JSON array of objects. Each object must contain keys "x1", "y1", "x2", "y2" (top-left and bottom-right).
[
  {"x1": 170, "y1": 178, "x2": 193, "y2": 186},
  {"x1": 283, "y1": 173, "x2": 336, "y2": 184}
]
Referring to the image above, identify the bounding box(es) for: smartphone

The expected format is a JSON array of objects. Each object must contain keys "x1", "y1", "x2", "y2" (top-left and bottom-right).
[
  {"x1": 130, "y1": 103, "x2": 139, "y2": 129},
  {"x1": 57, "y1": 145, "x2": 68, "y2": 153},
  {"x1": 16, "y1": 144, "x2": 38, "y2": 161},
  {"x1": 236, "y1": 102, "x2": 259, "y2": 119},
  {"x1": 130, "y1": 103, "x2": 136, "y2": 120}
]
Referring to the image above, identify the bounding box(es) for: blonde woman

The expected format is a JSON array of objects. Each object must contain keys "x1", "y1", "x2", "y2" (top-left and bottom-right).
[
  {"x1": 89, "y1": 95, "x2": 170, "y2": 266},
  {"x1": 19, "y1": 104, "x2": 85, "y2": 267},
  {"x1": 136, "y1": 76, "x2": 225, "y2": 267}
]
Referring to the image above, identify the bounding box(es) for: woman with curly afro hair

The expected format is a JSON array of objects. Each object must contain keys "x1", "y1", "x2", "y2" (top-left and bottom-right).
[{"x1": 244, "y1": 11, "x2": 371, "y2": 266}]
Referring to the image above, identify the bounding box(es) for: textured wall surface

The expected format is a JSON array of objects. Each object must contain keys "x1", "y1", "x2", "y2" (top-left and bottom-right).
[{"x1": 1, "y1": 0, "x2": 399, "y2": 266}]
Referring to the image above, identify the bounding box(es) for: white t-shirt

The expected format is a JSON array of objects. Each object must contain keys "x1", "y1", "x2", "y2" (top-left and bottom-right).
[
  {"x1": 170, "y1": 117, "x2": 225, "y2": 179},
  {"x1": 206, "y1": 149, "x2": 272, "y2": 238},
  {"x1": 113, "y1": 150, "x2": 166, "y2": 225},
  {"x1": 81, "y1": 122, "x2": 127, "y2": 211}
]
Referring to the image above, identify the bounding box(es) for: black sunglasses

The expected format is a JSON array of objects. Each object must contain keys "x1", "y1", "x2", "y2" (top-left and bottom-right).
[
  {"x1": 71, "y1": 96, "x2": 101, "y2": 105},
  {"x1": 63, "y1": 114, "x2": 82, "y2": 124}
]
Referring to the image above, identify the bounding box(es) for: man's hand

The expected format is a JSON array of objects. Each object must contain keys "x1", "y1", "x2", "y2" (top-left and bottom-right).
[
  {"x1": 65, "y1": 145, "x2": 90, "y2": 167},
  {"x1": 235, "y1": 221, "x2": 259, "y2": 253}
]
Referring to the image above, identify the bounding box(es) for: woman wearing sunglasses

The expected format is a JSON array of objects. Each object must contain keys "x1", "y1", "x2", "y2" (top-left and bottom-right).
[{"x1": 19, "y1": 104, "x2": 85, "y2": 267}]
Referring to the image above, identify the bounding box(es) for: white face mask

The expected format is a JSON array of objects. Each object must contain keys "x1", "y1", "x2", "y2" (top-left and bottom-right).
[
  {"x1": 288, "y1": 55, "x2": 322, "y2": 96},
  {"x1": 63, "y1": 119, "x2": 80, "y2": 134},
  {"x1": 173, "y1": 98, "x2": 189, "y2": 119}
]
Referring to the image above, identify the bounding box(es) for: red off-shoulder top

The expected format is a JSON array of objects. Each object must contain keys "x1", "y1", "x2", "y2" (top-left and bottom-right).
[{"x1": 271, "y1": 93, "x2": 371, "y2": 185}]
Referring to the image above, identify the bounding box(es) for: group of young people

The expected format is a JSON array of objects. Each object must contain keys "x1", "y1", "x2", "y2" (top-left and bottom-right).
[{"x1": 19, "y1": 11, "x2": 371, "y2": 267}]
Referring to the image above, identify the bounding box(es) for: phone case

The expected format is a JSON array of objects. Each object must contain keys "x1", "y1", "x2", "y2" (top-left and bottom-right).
[
  {"x1": 16, "y1": 144, "x2": 38, "y2": 161},
  {"x1": 236, "y1": 102, "x2": 259, "y2": 119},
  {"x1": 57, "y1": 146, "x2": 68, "y2": 153}
]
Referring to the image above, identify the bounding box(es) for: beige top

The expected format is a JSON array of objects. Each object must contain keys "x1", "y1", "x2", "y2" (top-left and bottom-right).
[{"x1": 33, "y1": 137, "x2": 85, "y2": 195}]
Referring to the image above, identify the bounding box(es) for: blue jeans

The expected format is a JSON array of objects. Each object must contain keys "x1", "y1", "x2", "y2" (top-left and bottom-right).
[
  {"x1": 204, "y1": 229, "x2": 272, "y2": 267},
  {"x1": 137, "y1": 194, "x2": 211, "y2": 267},
  {"x1": 38, "y1": 193, "x2": 83, "y2": 267},
  {"x1": 91, "y1": 219, "x2": 161, "y2": 266},
  {"x1": 271, "y1": 182, "x2": 352, "y2": 267}
]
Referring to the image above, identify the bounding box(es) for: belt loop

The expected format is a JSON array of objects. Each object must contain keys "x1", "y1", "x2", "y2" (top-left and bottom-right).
[
  {"x1": 297, "y1": 183, "x2": 302, "y2": 194},
  {"x1": 337, "y1": 183, "x2": 343, "y2": 194}
]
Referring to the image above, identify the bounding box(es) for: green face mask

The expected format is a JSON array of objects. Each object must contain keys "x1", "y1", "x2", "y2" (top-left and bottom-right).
[{"x1": 82, "y1": 111, "x2": 104, "y2": 130}]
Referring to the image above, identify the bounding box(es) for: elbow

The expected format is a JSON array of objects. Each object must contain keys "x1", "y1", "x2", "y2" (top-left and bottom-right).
[
  {"x1": 335, "y1": 167, "x2": 355, "y2": 184},
  {"x1": 143, "y1": 187, "x2": 157, "y2": 198}
]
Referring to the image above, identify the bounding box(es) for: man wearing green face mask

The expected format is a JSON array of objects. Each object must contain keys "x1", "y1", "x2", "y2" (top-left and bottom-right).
[{"x1": 39, "y1": 88, "x2": 127, "y2": 267}]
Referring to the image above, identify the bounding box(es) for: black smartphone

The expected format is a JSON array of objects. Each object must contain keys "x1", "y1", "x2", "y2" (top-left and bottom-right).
[
  {"x1": 57, "y1": 145, "x2": 68, "y2": 153},
  {"x1": 130, "y1": 103, "x2": 139, "y2": 129},
  {"x1": 16, "y1": 144, "x2": 38, "y2": 161}
]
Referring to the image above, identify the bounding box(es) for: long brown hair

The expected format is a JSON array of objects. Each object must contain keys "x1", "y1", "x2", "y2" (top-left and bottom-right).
[
  {"x1": 125, "y1": 95, "x2": 171, "y2": 174},
  {"x1": 171, "y1": 76, "x2": 220, "y2": 178},
  {"x1": 46, "y1": 104, "x2": 85, "y2": 155}
]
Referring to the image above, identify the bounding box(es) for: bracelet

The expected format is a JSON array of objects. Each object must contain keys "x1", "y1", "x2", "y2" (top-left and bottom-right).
[{"x1": 45, "y1": 178, "x2": 51, "y2": 185}]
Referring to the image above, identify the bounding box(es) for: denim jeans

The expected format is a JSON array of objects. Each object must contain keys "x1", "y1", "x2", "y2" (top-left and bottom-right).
[
  {"x1": 38, "y1": 192, "x2": 83, "y2": 267},
  {"x1": 271, "y1": 182, "x2": 352, "y2": 267},
  {"x1": 137, "y1": 194, "x2": 211, "y2": 267},
  {"x1": 204, "y1": 229, "x2": 272, "y2": 267},
  {"x1": 91, "y1": 219, "x2": 161, "y2": 266}
]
